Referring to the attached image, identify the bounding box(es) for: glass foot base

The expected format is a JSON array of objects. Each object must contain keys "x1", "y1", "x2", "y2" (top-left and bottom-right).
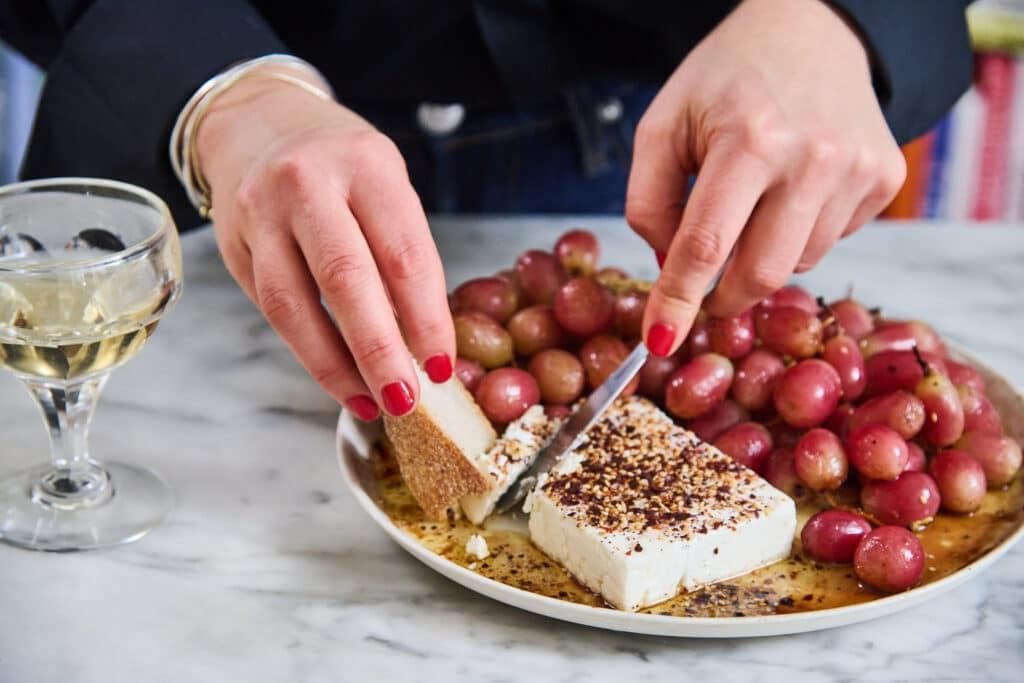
[{"x1": 0, "y1": 462, "x2": 171, "y2": 552}]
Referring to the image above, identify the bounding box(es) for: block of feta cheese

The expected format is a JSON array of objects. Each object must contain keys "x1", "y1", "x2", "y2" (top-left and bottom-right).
[
  {"x1": 460, "y1": 404, "x2": 559, "y2": 524},
  {"x1": 526, "y1": 397, "x2": 796, "y2": 611},
  {"x1": 383, "y1": 364, "x2": 497, "y2": 519}
]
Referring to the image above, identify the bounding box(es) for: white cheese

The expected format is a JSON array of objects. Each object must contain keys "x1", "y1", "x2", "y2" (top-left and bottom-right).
[
  {"x1": 460, "y1": 405, "x2": 558, "y2": 524},
  {"x1": 527, "y1": 397, "x2": 796, "y2": 612},
  {"x1": 465, "y1": 534, "x2": 490, "y2": 560}
]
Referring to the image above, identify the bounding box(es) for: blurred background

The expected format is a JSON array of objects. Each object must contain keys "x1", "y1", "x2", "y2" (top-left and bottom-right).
[{"x1": 0, "y1": 0, "x2": 1022, "y2": 221}]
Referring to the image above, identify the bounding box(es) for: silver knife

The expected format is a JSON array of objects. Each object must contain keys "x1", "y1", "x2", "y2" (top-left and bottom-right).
[{"x1": 494, "y1": 340, "x2": 650, "y2": 514}]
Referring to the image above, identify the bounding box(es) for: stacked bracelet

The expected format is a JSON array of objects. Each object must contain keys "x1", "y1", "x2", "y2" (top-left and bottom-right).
[{"x1": 169, "y1": 54, "x2": 333, "y2": 220}]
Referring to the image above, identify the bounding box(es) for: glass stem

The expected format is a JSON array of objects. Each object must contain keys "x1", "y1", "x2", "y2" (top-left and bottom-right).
[{"x1": 23, "y1": 374, "x2": 112, "y2": 509}]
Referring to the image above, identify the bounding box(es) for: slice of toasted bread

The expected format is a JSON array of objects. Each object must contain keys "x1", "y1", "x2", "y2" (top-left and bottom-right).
[{"x1": 383, "y1": 365, "x2": 497, "y2": 519}]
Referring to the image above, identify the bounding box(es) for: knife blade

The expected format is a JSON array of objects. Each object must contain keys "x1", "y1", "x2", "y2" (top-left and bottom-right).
[{"x1": 494, "y1": 340, "x2": 651, "y2": 515}]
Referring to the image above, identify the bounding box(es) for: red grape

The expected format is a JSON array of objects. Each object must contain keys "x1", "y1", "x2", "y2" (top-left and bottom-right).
[
  {"x1": 475, "y1": 368, "x2": 540, "y2": 424},
  {"x1": 861, "y1": 471, "x2": 940, "y2": 527},
  {"x1": 773, "y1": 359, "x2": 842, "y2": 428},
  {"x1": 930, "y1": 449, "x2": 986, "y2": 513},
  {"x1": 825, "y1": 402, "x2": 857, "y2": 439},
  {"x1": 822, "y1": 334, "x2": 866, "y2": 400},
  {"x1": 579, "y1": 335, "x2": 638, "y2": 395},
  {"x1": 553, "y1": 228, "x2": 600, "y2": 275},
  {"x1": 506, "y1": 305, "x2": 566, "y2": 356},
  {"x1": 904, "y1": 442, "x2": 927, "y2": 473},
  {"x1": 732, "y1": 349, "x2": 786, "y2": 412},
  {"x1": 801, "y1": 510, "x2": 872, "y2": 563},
  {"x1": 864, "y1": 350, "x2": 948, "y2": 398},
  {"x1": 528, "y1": 349, "x2": 585, "y2": 405},
  {"x1": 763, "y1": 447, "x2": 803, "y2": 497},
  {"x1": 685, "y1": 311, "x2": 712, "y2": 356},
  {"x1": 846, "y1": 423, "x2": 909, "y2": 481},
  {"x1": 450, "y1": 276, "x2": 520, "y2": 323},
  {"x1": 553, "y1": 277, "x2": 615, "y2": 337},
  {"x1": 946, "y1": 359, "x2": 986, "y2": 394},
  {"x1": 757, "y1": 285, "x2": 819, "y2": 314},
  {"x1": 755, "y1": 305, "x2": 824, "y2": 358},
  {"x1": 665, "y1": 353, "x2": 734, "y2": 419},
  {"x1": 637, "y1": 353, "x2": 683, "y2": 401},
  {"x1": 454, "y1": 311, "x2": 514, "y2": 368},
  {"x1": 793, "y1": 428, "x2": 849, "y2": 490},
  {"x1": 713, "y1": 422, "x2": 773, "y2": 474},
  {"x1": 613, "y1": 290, "x2": 647, "y2": 339},
  {"x1": 708, "y1": 310, "x2": 755, "y2": 359},
  {"x1": 514, "y1": 249, "x2": 568, "y2": 305},
  {"x1": 544, "y1": 404, "x2": 571, "y2": 420},
  {"x1": 848, "y1": 391, "x2": 926, "y2": 440},
  {"x1": 828, "y1": 298, "x2": 876, "y2": 340},
  {"x1": 955, "y1": 432, "x2": 1022, "y2": 488},
  {"x1": 687, "y1": 399, "x2": 749, "y2": 442},
  {"x1": 769, "y1": 422, "x2": 804, "y2": 449},
  {"x1": 914, "y1": 358, "x2": 965, "y2": 447},
  {"x1": 957, "y1": 384, "x2": 1003, "y2": 436},
  {"x1": 454, "y1": 357, "x2": 485, "y2": 393},
  {"x1": 861, "y1": 320, "x2": 946, "y2": 357},
  {"x1": 854, "y1": 526, "x2": 925, "y2": 593}
]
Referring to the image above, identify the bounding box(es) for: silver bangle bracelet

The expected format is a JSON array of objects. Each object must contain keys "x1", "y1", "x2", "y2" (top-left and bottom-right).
[{"x1": 169, "y1": 54, "x2": 333, "y2": 219}]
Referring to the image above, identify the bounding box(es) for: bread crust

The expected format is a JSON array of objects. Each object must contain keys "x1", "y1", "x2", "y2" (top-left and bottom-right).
[{"x1": 383, "y1": 403, "x2": 495, "y2": 520}]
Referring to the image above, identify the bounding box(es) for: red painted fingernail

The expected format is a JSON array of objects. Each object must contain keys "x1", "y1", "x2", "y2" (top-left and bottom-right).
[
  {"x1": 424, "y1": 354, "x2": 453, "y2": 383},
  {"x1": 646, "y1": 322, "x2": 676, "y2": 357},
  {"x1": 655, "y1": 251, "x2": 667, "y2": 268},
  {"x1": 345, "y1": 395, "x2": 380, "y2": 422},
  {"x1": 381, "y1": 380, "x2": 415, "y2": 416}
]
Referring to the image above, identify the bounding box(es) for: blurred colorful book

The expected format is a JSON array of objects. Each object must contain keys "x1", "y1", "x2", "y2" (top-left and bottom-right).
[{"x1": 884, "y1": 1, "x2": 1024, "y2": 222}]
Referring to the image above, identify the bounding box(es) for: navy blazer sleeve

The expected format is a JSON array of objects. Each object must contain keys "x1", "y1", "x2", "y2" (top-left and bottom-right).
[
  {"x1": 0, "y1": 0, "x2": 285, "y2": 229},
  {"x1": 830, "y1": 0, "x2": 975, "y2": 144}
]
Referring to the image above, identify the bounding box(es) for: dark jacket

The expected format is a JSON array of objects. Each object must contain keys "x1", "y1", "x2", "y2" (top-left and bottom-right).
[{"x1": 0, "y1": 1, "x2": 974, "y2": 227}]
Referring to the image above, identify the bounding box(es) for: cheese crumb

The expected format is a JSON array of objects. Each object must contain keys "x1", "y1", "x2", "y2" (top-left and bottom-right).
[{"x1": 465, "y1": 534, "x2": 489, "y2": 560}]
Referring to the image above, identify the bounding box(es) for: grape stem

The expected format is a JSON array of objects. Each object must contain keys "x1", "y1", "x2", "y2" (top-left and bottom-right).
[{"x1": 911, "y1": 345, "x2": 931, "y2": 375}]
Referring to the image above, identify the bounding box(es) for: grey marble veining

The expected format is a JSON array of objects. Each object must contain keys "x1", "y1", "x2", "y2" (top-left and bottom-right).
[{"x1": 0, "y1": 218, "x2": 1021, "y2": 683}]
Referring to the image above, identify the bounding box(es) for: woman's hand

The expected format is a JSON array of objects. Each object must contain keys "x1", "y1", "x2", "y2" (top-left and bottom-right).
[
  {"x1": 627, "y1": 0, "x2": 906, "y2": 357},
  {"x1": 197, "y1": 71, "x2": 454, "y2": 418}
]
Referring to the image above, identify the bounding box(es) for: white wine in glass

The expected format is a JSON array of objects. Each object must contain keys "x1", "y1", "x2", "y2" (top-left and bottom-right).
[{"x1": 0, "y1": 178, "x2": 182, "y2": 551}]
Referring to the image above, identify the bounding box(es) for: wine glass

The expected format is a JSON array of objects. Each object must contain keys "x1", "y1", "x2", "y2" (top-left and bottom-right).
[{"x1": 0, "y1": 178, "x2": 183, "y2": 551}]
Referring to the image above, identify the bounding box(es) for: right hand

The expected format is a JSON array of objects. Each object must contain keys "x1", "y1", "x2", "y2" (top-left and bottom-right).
[{"x1": 197, "y1": 67, "x2": 455, "y2": 419}]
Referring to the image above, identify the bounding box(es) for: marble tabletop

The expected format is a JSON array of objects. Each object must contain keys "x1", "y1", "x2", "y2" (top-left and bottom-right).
[{"x1": 1, "y1": 217, "x2": 1022, "y2": 682}]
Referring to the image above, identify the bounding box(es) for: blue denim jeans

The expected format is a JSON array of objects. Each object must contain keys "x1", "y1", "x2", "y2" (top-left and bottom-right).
[{"x1": 365, "y1": 82, "x2": 659, "y2": 214}]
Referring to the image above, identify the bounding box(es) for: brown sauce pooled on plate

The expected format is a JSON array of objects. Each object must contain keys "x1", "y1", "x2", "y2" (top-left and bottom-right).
[{"x1": 371, "y1": 442, "x2": 1023, "y2": 617}]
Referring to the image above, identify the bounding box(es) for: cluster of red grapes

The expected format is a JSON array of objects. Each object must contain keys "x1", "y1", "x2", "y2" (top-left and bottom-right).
[{"x1": 449, "y1": 229, "x2": 1022, "y2": 595}]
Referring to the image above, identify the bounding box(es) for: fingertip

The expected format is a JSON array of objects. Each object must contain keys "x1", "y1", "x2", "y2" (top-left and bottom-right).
[
  {"x1": 345, "y1": 394, "x2": 381, "y2": 421},
  {"x1": 381, "y1": 379, "x2": 415, "y2": 417},
  {"x1": 646, "y1": 321, "x2": 677, "y2": 357},
  {"x1": 424, "y1": 353, "x2": 453, "y2": 384}
]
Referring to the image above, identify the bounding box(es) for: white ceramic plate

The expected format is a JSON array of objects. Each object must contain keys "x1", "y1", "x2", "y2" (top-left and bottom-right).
[{"x1": 336, "y1": 351, "x2": 1024, "y2": 638}]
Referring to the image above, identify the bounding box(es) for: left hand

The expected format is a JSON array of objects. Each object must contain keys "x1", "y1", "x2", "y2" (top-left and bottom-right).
[{"x1": 626, "y1": 0, "x2": 906, "y2": 357}]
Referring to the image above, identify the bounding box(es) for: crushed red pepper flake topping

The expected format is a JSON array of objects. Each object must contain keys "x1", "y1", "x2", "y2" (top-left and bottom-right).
[{"x1": 541, "y1": 398, "x2": 774, "y2": 537}]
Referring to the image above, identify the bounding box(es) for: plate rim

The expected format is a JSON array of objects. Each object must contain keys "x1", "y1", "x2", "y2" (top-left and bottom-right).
[{"x1": 335, "y1": 352, "x2": 1024, "y2": 638}]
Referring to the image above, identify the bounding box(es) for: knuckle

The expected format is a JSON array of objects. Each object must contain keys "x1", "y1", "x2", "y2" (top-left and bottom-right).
[
  {"x1": 744, "y1": 263, "x2": 790, "y2": 297},
  {"x1": 679, "y1": 225, "x2": 727, "y2": 269},
  {"x1": 258, "y1": 282, "x2": 304, "y2": 328},
  {"x1": 624, "y1": 196, "x2": 664, "y2": 236},
  {"x1": 318, "y1": 249, "x2": 365, "y2": 296},
  {"x1": 877, "y1": 153, "x2": 907, "y2": 199},
  {"x1": 732, "y1": 111, "x2": 787, "y2": 162},
  {"x1": 633, "y1": 116, "x2": 668, "y2": 150},
  {"x1": 654, "y1": 275, "x2": 702, "y2": 315},
  {"x1": 349, "y1": 332, "x2": 400, "y2": 368},
  {"x1": 850, "y1": 147, "x2": 878, "y2": 181},
  {"x1": 384, "y1": 239, "x2": 433, "y2": 283},
  {"x1": 804, "y1": 135, "x2": 839, "y2": 170},
  {"x1": 309, "y1": 362, "x2": 350, "y2": 391},
  {"x1": 349, "y1": 132, "x2": 405, "y2": 169},
  {"x1": 268, "y1": 149, "x2": 315, "y2": 192}
]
